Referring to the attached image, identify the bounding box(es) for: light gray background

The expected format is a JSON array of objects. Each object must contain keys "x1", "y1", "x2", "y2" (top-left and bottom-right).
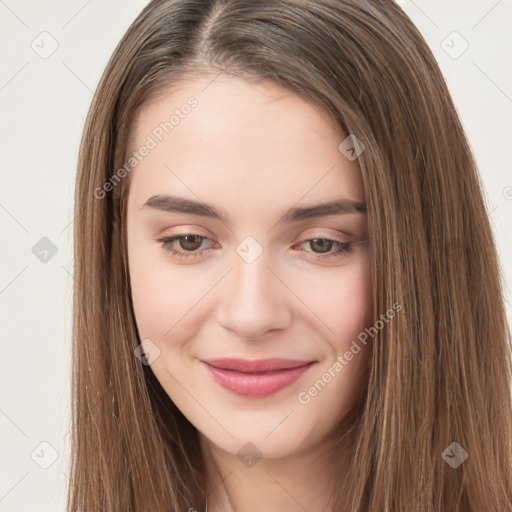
[{"x1": 1, "y1": 1, "x2": 511, "y2": 511}]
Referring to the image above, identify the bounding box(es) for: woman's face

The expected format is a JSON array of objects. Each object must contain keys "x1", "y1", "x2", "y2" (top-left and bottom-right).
[{"x1": 125, "y1": 76, "x2": 372, "y2": 458}]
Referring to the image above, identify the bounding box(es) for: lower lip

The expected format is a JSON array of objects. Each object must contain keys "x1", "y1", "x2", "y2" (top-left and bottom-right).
[{"x1": 202, "y1": 362, "x2": 315, "y2": 398}]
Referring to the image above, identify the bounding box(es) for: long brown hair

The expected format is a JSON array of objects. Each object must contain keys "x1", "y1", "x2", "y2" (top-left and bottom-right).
[{"x1": 68, "y1": 0, "x2": 512, "y2": 510}]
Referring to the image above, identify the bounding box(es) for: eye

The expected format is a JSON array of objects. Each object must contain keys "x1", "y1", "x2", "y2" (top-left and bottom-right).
[
  {"x1": 156, "y1": 234, "x2": 214, "y2": 259},
  {"x1": 293, "y1": 236, "x2": 354, "y2": 260},
  {"x1": 156, "y1": 233, "x2": 357, "y2": 261}
]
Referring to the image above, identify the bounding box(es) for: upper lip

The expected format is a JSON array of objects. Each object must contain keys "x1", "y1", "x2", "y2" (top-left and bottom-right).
[{"x1": 202, "y1": 358, "x2": 316, "y2": 373}]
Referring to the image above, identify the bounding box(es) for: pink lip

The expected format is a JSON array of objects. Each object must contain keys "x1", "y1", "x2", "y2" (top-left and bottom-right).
[{"x1": 201, "y1": 358, "x2": 316, "y2": 398}]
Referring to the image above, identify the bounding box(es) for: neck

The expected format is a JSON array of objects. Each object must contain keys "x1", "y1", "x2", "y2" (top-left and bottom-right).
[{"x1": 199, "y1": 420, "x2": 357, "y2": 512}]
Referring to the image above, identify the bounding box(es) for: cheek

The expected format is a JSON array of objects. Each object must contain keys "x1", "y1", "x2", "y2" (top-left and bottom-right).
[
  {"x1": 128, "y1": 238, "x2": 218, "y2": 344},
  {"x1": 332, "y1": 264, "x2": 373, "y2": 343},
  {"x1": 295, "y1": 260, "x2": 372, "y2": 344},
  {"x1": 130, "y1": 241, "x2": 372, "y2": 342},
  {"x1": 297, "y1": 264, "x2": 372, "y2": 421},
  {"x1": 127, "y1": 228, "x2": 175, "y2": 340},
  {"x1": 130, "y1": 266, "x2": 189, "y2": 340}
]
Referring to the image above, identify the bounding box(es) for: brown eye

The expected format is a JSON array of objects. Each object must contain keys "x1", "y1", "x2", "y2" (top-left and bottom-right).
[
  {"x1": 177, "y1": 234, "x2": 204, "y2": 251},
  {"x1": 294, "y1": 236, "x2": 353, "y2": 260},
  {"x1": 156, "y1": 234, "x2": 212, "y2": 259},
  {"x1": 156, "y1": 233, "x2": 359, "y2": 262},
  {"x1": 308, "y1": 238, "x2": 335, "y2": 254}
]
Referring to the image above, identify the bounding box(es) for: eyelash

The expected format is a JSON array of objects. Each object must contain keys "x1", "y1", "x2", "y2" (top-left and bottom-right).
[{"x1": 155, "y1": 234, "x2": 354, "y2": 261}]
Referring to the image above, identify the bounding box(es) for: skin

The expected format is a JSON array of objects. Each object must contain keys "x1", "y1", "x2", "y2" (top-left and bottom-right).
[{"x1": 125, "y1": 75, "x2": 373, "y2": 512}]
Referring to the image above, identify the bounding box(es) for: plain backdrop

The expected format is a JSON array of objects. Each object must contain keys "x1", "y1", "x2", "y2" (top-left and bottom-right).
[{"x1": 1, "y1": 1, "x2": 511, "y2": 511}]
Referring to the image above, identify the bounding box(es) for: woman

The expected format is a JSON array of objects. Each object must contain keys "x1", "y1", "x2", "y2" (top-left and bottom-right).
[{"x1": 69, "y1": 0, "x2": 512, "y2": 510}]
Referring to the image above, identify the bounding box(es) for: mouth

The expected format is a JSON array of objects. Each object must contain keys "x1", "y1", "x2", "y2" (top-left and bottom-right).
[{"x1": 201, "y1": 358, "x2": 317, "y2": 398}]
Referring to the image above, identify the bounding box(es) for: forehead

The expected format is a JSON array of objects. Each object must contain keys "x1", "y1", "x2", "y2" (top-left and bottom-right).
[{"x1": 126, "y1": 76, "x2": 365, "y2": 222}]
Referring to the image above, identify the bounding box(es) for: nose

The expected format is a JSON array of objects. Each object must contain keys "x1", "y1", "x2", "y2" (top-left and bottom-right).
[{"x1": 216, "y1": 251, "x2": 293, "y2": 341}]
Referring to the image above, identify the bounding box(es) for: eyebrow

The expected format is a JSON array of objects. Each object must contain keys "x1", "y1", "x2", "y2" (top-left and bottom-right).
[{"x1": 141, "y1": 194, "x2": 367, "y2": 225}]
